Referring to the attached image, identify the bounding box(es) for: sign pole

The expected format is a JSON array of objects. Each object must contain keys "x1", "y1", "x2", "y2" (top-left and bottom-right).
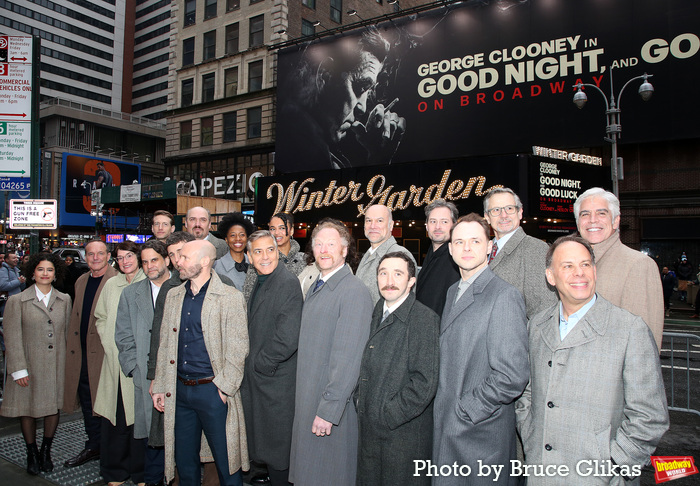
[{"x1": 29, "y1": 36, "x2": 40, "y2": 254}]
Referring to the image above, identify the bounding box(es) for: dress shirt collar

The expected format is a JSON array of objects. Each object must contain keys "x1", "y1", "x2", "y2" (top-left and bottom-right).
[
  {"x1": 493, "y1": 228, "x2": 517, "y2": 253},
  {"x1": 318, "y1": 263, "x2": 346, "y2": 284},
  {"x1": 559, "y1": 293, "x2": 597, "y2": 341},
  {"x1": 35, "y1": 286, "x2": 52, "y2": 307},
  {"x1": 382, "y1": 292, "x2": 411, "y2": 318}
]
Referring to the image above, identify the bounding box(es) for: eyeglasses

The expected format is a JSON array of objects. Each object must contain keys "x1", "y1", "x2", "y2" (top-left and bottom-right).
[
  {"x1": 115, "y1": 252, "x2": 136, "y2": 262},
  {"x1": 486, "y1": 205, "x2": 519, "y2": 217}
]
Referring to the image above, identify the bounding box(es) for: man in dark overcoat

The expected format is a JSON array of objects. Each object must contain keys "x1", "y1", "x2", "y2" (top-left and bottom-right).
[
  {"x1": 240, "y1": 230, "x2": 302, "y2": 486},
  {"x1": 355, "y1": 251, "x2": 439, "y2": 485},
  {"x1": 415, "y1": 199, "x2": 460, "y2": 316}
]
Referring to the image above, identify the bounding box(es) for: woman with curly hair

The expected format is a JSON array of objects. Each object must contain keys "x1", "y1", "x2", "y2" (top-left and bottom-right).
[
  {"x1": 1, "y1": 252, "x2": 71, "y2": 475},
  {"x1": 214, "y1": 212, "x2": 256, "y2": 291}
]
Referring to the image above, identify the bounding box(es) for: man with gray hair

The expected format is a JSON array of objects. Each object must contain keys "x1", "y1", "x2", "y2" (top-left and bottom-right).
[
  {"x1": 185, "y1": 206, "x2": 229, "y2": 259},
  {"x1": 484, "y1": 187, "x2": 557, "y2": 318},
  {"x1": 574, "y1": 187, "x2": 664, "y2": 349},
  {"x1": 415, "y1": 199, "x2": 460, "y2": 316},
  {"x1": 356, "y1": 204, "x2": 416, "y2": 304}
]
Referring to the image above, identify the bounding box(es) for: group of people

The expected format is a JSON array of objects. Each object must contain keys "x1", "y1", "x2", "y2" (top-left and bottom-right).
[{"x1": 0, "y1": 187, "x2": 671, "y2": 485}]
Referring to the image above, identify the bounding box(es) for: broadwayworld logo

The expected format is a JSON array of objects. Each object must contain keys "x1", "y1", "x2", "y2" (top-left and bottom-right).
[{"x1": 651, "y1": 456, "x2": 698, "y2": 483}]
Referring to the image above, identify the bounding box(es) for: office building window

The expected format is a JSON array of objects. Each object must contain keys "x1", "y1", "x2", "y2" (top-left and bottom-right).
[
  {"x1": 204, "y1": 0, "x2": 217, "y2": 19},
  {"x1": 249, "y1": 15, "x2": 264, "y2": 48},
  {"x1": 330, "y1": 0, "x2": 342, "y2": 23},
  {"x1": 250, "y1": 0, "x2": 263, "y2": 4},
  {"x1": 180, "y1": 121, "x2": 192, "y2": 149},
  {"x1": 181, "y1": 78, "x2": 194, "y2": 107},
  {"x1": 227, "y1": 0, "x2": 240, "y2": 11},
  {"x1": 248, "y1": 60, "x2": 263, "y2": 92},
  {"x1": 203, "y1": 30, "x2": 216, "y2": 61},
  {"x1": 201, "y1": 117, "x2": 214, "y2": 146},
  {"x1": 302, "y1": 0, "x2": 316, "y2": 9},
  {"x1": 225, "y1": 67, "x2": 238, "y2": 97},
  {"x1": 202, "y1": 72, "x2": 215, "y2": 102},
  {"x1": 225, "y1": 23, "x2": 239, "y2": 54},
  {"x1": 184, "y1": 0, "x2": 196, "y2": 26},
  {"x1": 223, "y1": 112, "x2": 237, "y2": 142},
  {"x1": 182, "y1": 37, "x2": 195, "y2": 66},
  {"x1": 247, "y1": 107, "x2": 262, "y2": 139},
  {"x1": 301, "y1": 19, "x2": 315, "y2": 37}
]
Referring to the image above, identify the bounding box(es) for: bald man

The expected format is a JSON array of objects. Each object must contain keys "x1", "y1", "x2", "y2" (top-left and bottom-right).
[
  {"x1": 356, "y1": 204, "x2": 416, "y2": 304},
  {"x1": 184, "y1": 206, "x2": 229, "y2": 259},
  {"x1": 152, "y1": 240, "x2": 249, "y2": 486}
]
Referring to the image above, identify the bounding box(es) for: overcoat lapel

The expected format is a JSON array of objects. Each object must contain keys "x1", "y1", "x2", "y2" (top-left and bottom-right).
[
  {"x1": 441, "y1": 268, "x2": 494, "y2": 334},
  {"x1": 136, "y1": 281, "x2": 154, "y2": 318}
]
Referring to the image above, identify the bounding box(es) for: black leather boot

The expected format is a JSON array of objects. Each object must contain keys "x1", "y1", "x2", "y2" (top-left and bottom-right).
[
  {"x1": 39, "y1": 436, "x2": 54, "y2": 472},
  {"x1": 26, "y1": 442, "x2": 40, "y2": 475}
]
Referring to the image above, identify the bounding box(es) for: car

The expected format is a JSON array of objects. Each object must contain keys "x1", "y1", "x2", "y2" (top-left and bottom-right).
[{"x1": 52, "y1": 247, "x2": 89, "y2": 271}]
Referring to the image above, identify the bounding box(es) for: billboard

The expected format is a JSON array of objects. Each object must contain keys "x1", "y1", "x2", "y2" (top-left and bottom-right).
[
  {"x1": 275, "y1": 0, "x2": 700, "y2": 172},
  {"x1": 60, "y1": 153, "x2": 141, "y2": 227}
]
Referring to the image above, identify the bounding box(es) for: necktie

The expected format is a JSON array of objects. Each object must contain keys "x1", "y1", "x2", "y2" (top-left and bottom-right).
[
  {"x1": 488, "y1": 242, "x2": 498, "y2": 263},
  {"x1": 234, "y1": 260, "x2": 249, "y2": 273},
  {"x1": 382, "y1": 309, "x2": 390, "y2": 322},
  {"x1": 313, "y1": 279, "x2": 324, "y2": 292}
]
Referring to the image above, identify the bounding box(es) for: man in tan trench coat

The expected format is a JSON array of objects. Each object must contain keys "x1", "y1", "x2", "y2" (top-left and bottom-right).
[{"x1": 152, "y1": 240, "x2": 249, "y2": 485}]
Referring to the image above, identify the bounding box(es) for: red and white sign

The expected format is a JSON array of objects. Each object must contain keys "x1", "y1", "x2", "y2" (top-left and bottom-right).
[{"x1": 651, "y1": 456, "x2": 699, "y2": 483}]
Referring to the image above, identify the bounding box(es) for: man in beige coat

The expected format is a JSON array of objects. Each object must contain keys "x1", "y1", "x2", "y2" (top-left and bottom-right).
[
  {"x1": 574, "y1": 188, "x2": 664, "y2": 349},
  {"x1": 152, "y1": 240, "x2": 249, "y2": 485}
]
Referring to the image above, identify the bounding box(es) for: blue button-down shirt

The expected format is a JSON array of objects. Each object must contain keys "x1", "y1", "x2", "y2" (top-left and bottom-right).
[
  {"x1": 559, "y1": 294, "x2": 597, "y2": 341},
  {"x1": 177, "y1": 278, "x2": 214, "y2": 378}
]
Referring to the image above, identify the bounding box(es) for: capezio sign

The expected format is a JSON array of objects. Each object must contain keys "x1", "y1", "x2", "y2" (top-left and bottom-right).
[{"x1": 275, "y1": 0, "x2": 700, "y2": 173}]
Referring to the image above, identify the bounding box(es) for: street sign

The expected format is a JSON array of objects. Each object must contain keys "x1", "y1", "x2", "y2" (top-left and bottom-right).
[
  {"x1": 9, "y1": 199, "x2": 57, "y2": 229},
  {"x1": 0, "y1": 35, "x2": 33, "y2": 190}
]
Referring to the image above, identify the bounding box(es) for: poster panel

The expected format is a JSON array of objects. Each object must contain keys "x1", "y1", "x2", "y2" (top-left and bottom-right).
[
  {"x1": 60, "y1": 153, "x2": 141, "y2": 227},
  {"x1": 275, "y1": 0, "x2": 700, "y2": 172}
]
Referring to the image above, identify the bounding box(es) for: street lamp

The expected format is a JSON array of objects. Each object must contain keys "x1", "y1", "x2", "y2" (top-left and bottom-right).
[
  {"x1": 90, "y1": 209, "x2": 104, "y2": 236},
  {"x1": 572, "y1": 69, "x2": 654, "y2": 197},
  {"x1": 347, "y1": 9, "x2": 365, "y2": 21}
]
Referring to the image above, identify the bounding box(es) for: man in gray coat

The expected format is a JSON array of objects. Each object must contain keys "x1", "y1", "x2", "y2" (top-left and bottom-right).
[
  {"x1": 355, "y1": 251, "x2": 439, "y2": 485},
  {"x1": 484, "y1": 187, "x2": 556, "y2": 318},
  {"x1": 289, "y1": 219, "x2": 373, "y2": 486},
  {"x1": 241, "y1": 230, "x2": 302, "y2": 486},
  {"x1": 432, "y1": 214, "x2": 529, "y2": 485},
  {"x1": 356, "y1": 204, "x2": 416, "y2": 304},
  {"x1": 515, "y1": 235, "x2": 669, "y2": 485},
  {"x1": 115, "y1": 239, "x2": 171, "y2": 485}
]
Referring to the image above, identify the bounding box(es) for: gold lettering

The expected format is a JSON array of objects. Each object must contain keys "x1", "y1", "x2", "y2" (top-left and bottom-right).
[
  {"x1": 332, "y1": 185, "x2": 349, "y2": 204},
  {"x1": 386, "y1": 190, "x2": 410, "y2": 211},
  {"x1": 444, "y1": 180, "x2": 464, "y2": 200},
  {"x1": 295, "y1": 186, "x2": 311, "y2": 212},
  {"x1": 303, "y1": 190, "x2": 325, "y2": 210},
  {"x1": 358, "y1": 175, "x2": 394, "y2": 215},
  {"x1": 322, "y1": 181, "x2": 337, "y2": 206},
  {"x1": 421, "y1": 170, "x2": 452, "y2": 205},
  {"x1": 267, "y1": 178, "x2": 315, "y2": 214},
  {"x1": 349, "y1": 181, "x2": 364, "y2": 202},
  {"x1": 408, "y1": 185, "x2": 424, "y2": 206}
]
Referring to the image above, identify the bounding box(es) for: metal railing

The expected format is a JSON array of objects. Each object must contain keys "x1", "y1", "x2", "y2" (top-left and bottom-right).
[
  {"x1": 40, "y1": 97, "x2": 166, "y2": 130},
  {"x1": 662, "y1": 331, "x2": 700, "y2": 417}
]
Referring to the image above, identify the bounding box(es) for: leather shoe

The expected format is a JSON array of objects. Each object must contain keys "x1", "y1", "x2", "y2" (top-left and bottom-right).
[
  {"x1": 250, "y1": 473, "x2": 271, "y2": 484},
  {"x1": 63, "y1": 448, "x2": 100, "y2": 467}
]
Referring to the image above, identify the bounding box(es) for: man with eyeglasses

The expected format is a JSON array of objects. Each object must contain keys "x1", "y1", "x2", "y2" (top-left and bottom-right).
[
  {"x1": 574, "y1": 187, "x2": 664, "y2": 350},
  {"x1": 484, "y1": 188, "x2": 556, "y2": 318}
]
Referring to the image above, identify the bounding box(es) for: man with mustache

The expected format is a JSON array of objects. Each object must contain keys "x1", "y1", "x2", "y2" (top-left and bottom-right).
[
  {"x1": 484, "y1": 187, "x2": 556, "y2": 318},
  {"x1": 355, "y1": 251, "x2": 439, "y2": 485},
  {"x1": 185, "y1": 206, "x2": 228, "y2": 260},
  {"x1": 574, "y1": 188, "x2": 664, "y2": 349}
]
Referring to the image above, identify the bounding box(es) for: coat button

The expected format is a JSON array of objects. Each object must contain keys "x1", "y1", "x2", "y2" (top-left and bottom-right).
[
  {"x1": 166, "y1": 392, "x2": 171, "y2": 397},
  {"x1": 170, "y1": 360, "x2": 175, "y2": 364},
  {"x1": 48, "y1": 345, "x2": 53, "y2": 349},
  {"x1": 48, "y1": 333, "x2": 53, "y2": 338},
  {"x1": 75, "y1": 331, "x2": 79, "y2": 335},
  {"x1": 545, "y1": 444, "x2": 552, "y2": 451},
  {"x1": 548, "y1": 360, "x2": 552, "y2": 367},
  {"x1": 547, "y1": 401, "x2": 554, "y2": 408},
  {"x1": 71, "y1": 350, "x2": 75, "y2": 354},
  {"x1": 173, "y1": 328, "x2": 177, "y2": 332},
  {"x1": 48, "y1": 320, "x2": 53, "y2": 324}
]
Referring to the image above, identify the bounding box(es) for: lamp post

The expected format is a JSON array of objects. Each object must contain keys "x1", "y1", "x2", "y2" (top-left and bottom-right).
[
  {"x1": 572, "y1": 69, "x2": 654, "y2": 197},
  {"x1": 90, "y1": 209, "x2": 103, "y2": 237}
]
